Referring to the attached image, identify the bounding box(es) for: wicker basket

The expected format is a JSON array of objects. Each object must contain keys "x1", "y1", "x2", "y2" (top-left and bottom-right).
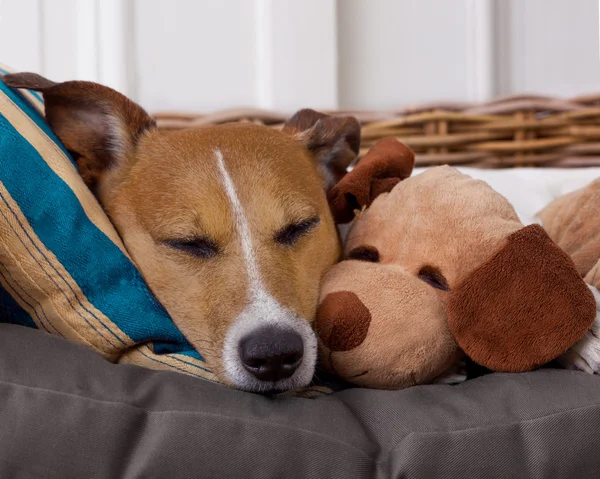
[{"x1": 153, "y1": 93, "x2": 600, "y2": 168}]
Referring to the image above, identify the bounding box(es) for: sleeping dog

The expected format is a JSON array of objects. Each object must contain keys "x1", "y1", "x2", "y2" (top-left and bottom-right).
[{"x1": 4, "y1": 73, "x2": 360, "y2": 392}]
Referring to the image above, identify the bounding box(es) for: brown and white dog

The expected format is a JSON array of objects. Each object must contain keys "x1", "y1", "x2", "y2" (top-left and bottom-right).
[{"x1": 4, "y1": 73, "x2": 360, "y2": 392}]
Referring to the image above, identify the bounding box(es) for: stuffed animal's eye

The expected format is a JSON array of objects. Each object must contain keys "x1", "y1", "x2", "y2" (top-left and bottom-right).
[
  {"x1": 164, "y1": 237, "x2": 219, "y2": 258},
  {"x1": 347, "y1": 245, "x2": 380, "y2": 263},
  {"x1": 418, "y1": 266, "x2": 450, "y2": 291},
  {"x1": 274, "y1": 217, "x2": 320, "y2": 246}
]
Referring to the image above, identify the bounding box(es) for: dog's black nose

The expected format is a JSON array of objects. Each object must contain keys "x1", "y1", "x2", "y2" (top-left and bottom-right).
[{"x1": 239, "y1": 327, "x2": 304, "y2": 382}]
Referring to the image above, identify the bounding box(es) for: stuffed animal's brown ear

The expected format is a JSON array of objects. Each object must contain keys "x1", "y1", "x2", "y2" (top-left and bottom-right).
[
  {"x1": 282, "y1": 109, "x2": 361, "y2": 190},
  {"x1": 327, "y1": 137, "x2": 415, "y2": 224},
  {"x1": 3, "y1": 72, "x2": 155, "y2": 192},
  {"x1": 447, "y1": 224, "x2": 596, "y2": 372}
]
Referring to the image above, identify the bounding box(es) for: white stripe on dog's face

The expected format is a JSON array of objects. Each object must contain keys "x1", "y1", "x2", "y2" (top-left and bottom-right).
[{"x1": 215, "y1": 149, "x2": 317, "y2": 392}]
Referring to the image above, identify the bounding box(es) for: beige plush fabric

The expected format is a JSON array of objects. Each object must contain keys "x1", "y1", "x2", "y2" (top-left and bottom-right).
[
  {"x1": 537, "y1": 178, "x2": 600, "y2": 279},
  {"x1": 587, "y1": 262, "x2": 600, "y2": 290}
]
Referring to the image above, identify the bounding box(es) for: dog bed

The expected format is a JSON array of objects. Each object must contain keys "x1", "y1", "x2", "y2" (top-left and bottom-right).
[{"x1": 2, "y1": 322, "x2": 600, "y2": 478}]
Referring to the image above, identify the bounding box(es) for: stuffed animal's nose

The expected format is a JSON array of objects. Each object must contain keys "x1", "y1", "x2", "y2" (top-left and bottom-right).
[
  {"x1": 316, "y1": 291, "x2": 372, "y2": 351},
  {"x1": 239, "y1": 327, "x2": 304, "y2": 381}
]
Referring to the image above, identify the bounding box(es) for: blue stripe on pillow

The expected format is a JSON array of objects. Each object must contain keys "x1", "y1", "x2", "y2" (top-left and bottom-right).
[
  {"x1": 0, "y1": 77, "x2": 204, "y2": 361},
  {"x1": 153, "y1": 342, "x2": 205, "y2": 362},
  {"x1": 0, "y1": 186, "x2": 124, "y2": 347},
  {"x1": 0, "y1": 270, "x2": 37, "y2": 329}
]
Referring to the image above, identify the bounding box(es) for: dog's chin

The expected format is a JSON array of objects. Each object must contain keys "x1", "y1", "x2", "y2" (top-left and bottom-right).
[{"x1": 228, "y1": 368, "x2": 315, "y2": 393}]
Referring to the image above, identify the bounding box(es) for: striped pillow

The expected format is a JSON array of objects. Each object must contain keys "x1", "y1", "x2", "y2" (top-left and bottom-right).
[{"x1": 0, "y1": 64, "x2": 216, "y2": 382}]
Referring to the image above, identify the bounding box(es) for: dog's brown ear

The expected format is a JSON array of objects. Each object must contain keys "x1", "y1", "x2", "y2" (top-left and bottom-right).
[
  {"x1": 282, "y1": 109, "x2": 361, "y2": 190},
  {"x1": 3, "y1": 72, "x2": 155, "y2": 191},
  {"x1": 327, "y1": 137, "x2": 414, "y2": 224},
  {"x1": 447, "y1": 224, "x2": 596, "y2": 372}
]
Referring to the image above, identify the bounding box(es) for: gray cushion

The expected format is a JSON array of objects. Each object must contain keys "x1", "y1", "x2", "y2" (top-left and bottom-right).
[{"x1": 2, "y1": 323, "x2": 600, "y2": 478}]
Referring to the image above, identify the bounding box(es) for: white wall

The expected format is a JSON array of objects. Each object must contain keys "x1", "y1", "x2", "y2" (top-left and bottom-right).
[
  {"x1": 1, "y1": 0, "x2": 599, "y2": 113},
  {"x1": 495, "y1": 0, "x2": 600, "y2": 97},
  {"x1": 0, "y1": 0, "x2": 43, "y2": 73},
  {"x1": 338, "y1": 0, "x2": 478, "y2": 109}
]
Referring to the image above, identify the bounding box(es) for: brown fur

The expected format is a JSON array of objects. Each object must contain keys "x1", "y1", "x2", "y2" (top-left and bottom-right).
[
  {"x1": 447, "y1": 224, "x2": 595, "y2": 372},
  {"x1": 4, "y1": 72, "x2": 360, "y2": 387},
  {"x1": 317, "y1": 165, "x2": 597, "y2": 389},
  {"x1": 2, "y1": 73, "x2": 155, "y2": 195},
  {"x1": 112, "y1": 126, "x2": 343, "y2": 380},
  {"x1": 316, "y1": 291, "x2": 372, "y2": 351},
  {"x1": 282, "y1": 108, "x2": 360, "y2": 189},
  {"x1": 328, "y1": 137, "x2": 414, "y2": 223}
]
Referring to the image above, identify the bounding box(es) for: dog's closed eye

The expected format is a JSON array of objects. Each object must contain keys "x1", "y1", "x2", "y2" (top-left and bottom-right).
[
  {"x1": 164, "y1": 237, "x2": 219, "y2": 259},
  {"x1": 347, "y1": 245, "x2": 380, "y2": 263},
  {"x1": 418, "y1": 265, "x2": 450, "y2": 291},
  {"x1": 274, "y1": 217, "x2": 320, "y2": 246}
]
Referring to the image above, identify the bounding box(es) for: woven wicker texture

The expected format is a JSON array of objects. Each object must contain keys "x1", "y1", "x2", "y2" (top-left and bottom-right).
[{"x1": 153, "y1": 93, "x2": 600, "y2": 168}]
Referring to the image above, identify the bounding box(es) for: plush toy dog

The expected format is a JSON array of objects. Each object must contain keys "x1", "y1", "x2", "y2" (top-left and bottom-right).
[{"x1": 317, "y1": 138, "x2": 600, "y2": 389}]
